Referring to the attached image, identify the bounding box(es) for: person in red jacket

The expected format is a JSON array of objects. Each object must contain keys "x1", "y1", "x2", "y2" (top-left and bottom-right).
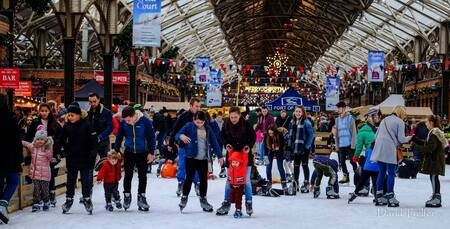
[
  {"x1": 228, "y1": 148, "x2": 249, "y2": 218},
  {"x1": 97, "y1": 150, "x2": 122, "y2": 211}
]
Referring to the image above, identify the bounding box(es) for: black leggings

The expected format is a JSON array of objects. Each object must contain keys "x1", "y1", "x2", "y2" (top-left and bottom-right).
[
  {"x1": 183, "y1": 157, "x2": 209, "y2": 197},
  {"x1": 430, "y1": 175, "x2": 440, "y2": 194},
  {"x1": 293, "y1": 152, "x2": 310, "y2": 182},
  {"x1": 353, "y1": 170, "x2": 378, "y2": 194},
  {"x1": 123, "y1": 152, "x2": 148, "y2": 194}
]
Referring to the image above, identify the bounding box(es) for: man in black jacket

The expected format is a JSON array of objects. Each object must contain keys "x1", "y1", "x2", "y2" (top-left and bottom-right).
[
  {"x1": 153, "y1": 107, "x2": 171, "y2": 154},
  {"x1": 87, "y1": 92, "x2": 113, "y2": 159},
  {"x1": 169, "y1": 98, "x2": 201, "y2": 196}
]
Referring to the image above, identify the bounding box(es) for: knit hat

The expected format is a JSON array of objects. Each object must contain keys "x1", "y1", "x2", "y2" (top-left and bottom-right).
[
  {"x1": 34, "y1": 125, "x2": 48, "y2": 141},
  {"x1": 67, "y1": 102, "x2": 81, "y2": 115}
]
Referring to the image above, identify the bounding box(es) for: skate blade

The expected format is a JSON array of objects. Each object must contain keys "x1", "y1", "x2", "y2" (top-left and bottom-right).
[
  {"x1": 203, "y1": 208, "x2": 213, "y2": 212},
  {"x1": 388, "y1": 204, "x2": 399, "y2": 207},
  {"x1": 138, "y1": 207, "x2": 149, "y2": 212},
  {"x1": 425, "y1": 204, "x2": 442, "y2": 208},
  {"x1": 216, "y1": 211, "x2": 228, "y2": 216}
]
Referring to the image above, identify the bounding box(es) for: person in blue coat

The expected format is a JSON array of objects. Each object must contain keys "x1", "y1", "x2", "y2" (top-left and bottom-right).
[
  {"x1": 114, "y1": 106, "x2": 156, "y2": 211},
  {"x1": 176, "y1": 111, "x2": 224, "y2": 213}
]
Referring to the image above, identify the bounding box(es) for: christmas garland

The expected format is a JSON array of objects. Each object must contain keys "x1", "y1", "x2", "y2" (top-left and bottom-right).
[
  {"x1": 403, "y1": 84, "x2": 441, "y2": 99},
  {"x1": 139, "y1": 81, "x2": 180, "y2": 97}
]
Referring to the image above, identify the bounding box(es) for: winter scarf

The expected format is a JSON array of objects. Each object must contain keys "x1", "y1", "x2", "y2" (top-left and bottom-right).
[
  {"x1": 224, "y1": 117, "x2": 246, "y2": 140},
  {"x1": 428, "y1": 128, "x2": 448, "y2": 149},
  {"x1": 289, "y1": 118, "x2": 306, "y2": 154}
]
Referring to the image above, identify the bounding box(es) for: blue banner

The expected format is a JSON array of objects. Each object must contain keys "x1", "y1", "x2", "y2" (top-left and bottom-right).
[
  {"x1": 206, "y1": 84, "x2": 222, "y2": 107},
  {"x1": 368, "y1": 50, "x2": 385, "y2": 82},
  {"x1": 326, "y1": 76, "x2": 340, "y2": 111},
  {"x1": 195, "y1": 57, "x2": 211, "y2": 84},
  {"x1": 265, "y1": 88, "x2": 319, "y2": 111},
  {"x1": 133, "y1": 0, "x2": 161, "y2": 47}
]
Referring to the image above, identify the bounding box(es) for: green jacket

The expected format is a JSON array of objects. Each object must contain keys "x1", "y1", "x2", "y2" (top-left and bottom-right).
[
  {"x1": 354, "y1": 123, "x2": 376, "y2": 157},
  {"x1": 414, "y1": 130, "x2": 446, "y2": 176}
]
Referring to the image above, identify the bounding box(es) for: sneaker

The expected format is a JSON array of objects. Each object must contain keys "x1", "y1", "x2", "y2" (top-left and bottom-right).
[
  {"x1": 123, "y1": 193, "x2": 131, "y2": 210},
  {"x1": 62, "y1": 198, "x2": 74, "y2": 214},
  {"x1": 199, "y1": 197, "x2": 213, "y2": 212},
  {"x1": 137, "y1": 193, "x2": 149, "y2": 211},
  {"x1": 216, "y1": 200, "x2": 230, "y2": 215},
  {"x1": 179, "y1": 196, "x2": 188, "y2": 212}
]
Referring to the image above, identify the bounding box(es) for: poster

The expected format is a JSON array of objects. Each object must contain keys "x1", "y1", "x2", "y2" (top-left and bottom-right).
[
  {"x1": 0, "y1": 68, "x2": 20, "y2": 88},
  {"x1": 206, "y1": 84, "x2": 222, "y2": 107},
  {"x1": 15, "y1": 81, "x2": 32, "y2": 97},
  {"x1": 95, "y1": 72, "x2": 129, "y2": 85},
  {"x1": 195, "y1": 57, "x2": 211, "y2": 84},
  {"x1": 209, "y1": 69, "x2": 222, "y2": 84},
  {"x1": 325, "y1": 76, "x2": 340, "y2": 111},
  {"x1": 133, "y1": 0, "x2": 161, "y2": 47},
  {"x1": 368, "y1": 50, "x2": 385, "y2": 82}
]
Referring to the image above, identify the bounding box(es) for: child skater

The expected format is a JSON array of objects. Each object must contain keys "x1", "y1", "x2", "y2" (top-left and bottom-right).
[
  {"x1": 228, "y1": 147, "x2": 249, "y2": 218},
  {"x1": 22, "y1": 125, "x2": 53, "y2": 212},
  {"x1": 97, "y1": 150, "x2": 123, "y2": 211},
  {"x1": 310, "y1": 152, "x2": 340, "y2": 199}
]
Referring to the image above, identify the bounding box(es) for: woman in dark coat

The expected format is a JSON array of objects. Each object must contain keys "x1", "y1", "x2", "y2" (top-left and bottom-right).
[
  {"x1": 216, "y1": 106, "x2": 256, "y2": 216},
  {"x1": 413, "y1": 115, "x2": 447, "y2": 208},
  {"x1": 0, "y1": 94, "x2": 23, "y2": 224}
]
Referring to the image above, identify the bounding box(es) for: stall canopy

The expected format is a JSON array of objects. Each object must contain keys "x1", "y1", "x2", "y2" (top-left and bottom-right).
[
  {"x1": 144, "y1": 102, "x2": 190, "y2": 112},
  {"x1": 265, "y1": 88, "x2": 320, "y2": 112},
  {"x1": 369, "y1": 94, "x2": 405, "y2": 114},
  {"x1": 75, "y1": 79, "x2": 104, "y2": 100}
]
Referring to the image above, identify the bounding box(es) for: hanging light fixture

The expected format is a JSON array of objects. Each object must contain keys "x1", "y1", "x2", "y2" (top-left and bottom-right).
[{"x1": 267, "y1": 51, "x2": 289, "y2": 77}]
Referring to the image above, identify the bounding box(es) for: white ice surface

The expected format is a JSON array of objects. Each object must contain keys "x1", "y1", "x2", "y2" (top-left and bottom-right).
[{"x1": 7, "y1": 162, "x2": 450, "y2": 229}]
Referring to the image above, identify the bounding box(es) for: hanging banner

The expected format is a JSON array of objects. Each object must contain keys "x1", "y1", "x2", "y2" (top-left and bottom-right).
[
  {"x1": 209, "y1": 69, "x2": 222, "y2": 85},
  {"x1": 195, "y1": 57, "x2": 211, "y2": 84},
  {"x1": 368, "y1": 50, "x2": 384, "y2": 82},
  {"x1": 326, "y1": 76, "x2": 340, "y2": 111},
  {"x1": 132, "y1": 0, "x2": 161, "y2": 47},
  {"x1": 0, "y1": 68, "x2": 20, "y2": 88},
  {"x1": 15, "y1": 81, "x2": 32, "y2": 97},
  {"x1": 206, "y1": 84, "x2": 222, "y2": 107},
  {"x1": 95, "y1": 72, "x2": 129, "y2": 85}
]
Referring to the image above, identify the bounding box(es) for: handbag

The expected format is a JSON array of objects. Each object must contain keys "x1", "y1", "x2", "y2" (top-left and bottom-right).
[{"x1": 383, "y1": 121, "x2": 404, "y2": 162}]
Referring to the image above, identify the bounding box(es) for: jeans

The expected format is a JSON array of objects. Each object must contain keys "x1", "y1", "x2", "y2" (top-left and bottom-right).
[
  {"x1": 266, "y1": 150, "x2": 286, "y2": 182},
  {"x1": 0, "y1": 172, "x2": 20, "y2": 202},
  {"x1": 224, "y1": 166, "x2": 252, "y2": 201},
  {"x1": 177, "y1": 148, "x2": 199, "y2": 183},
  {"x1": 123, "y1": 152, "x2": 148, "y2": 194},
  {"x1": 256, "y1": 142, "x2": 264, "y2": 161},
  {"x1": 66, "y1": 167, "x2": 93, "y2": 198},
  {"x1": 376, "y1": 162, "x2": 396, "y2": 193},
  {"x1": 182, "y1": 157, "x2": 209, "y2": 197},
  {"x1": 156, "y1": 131, "x2": 167, "y2": 154}
]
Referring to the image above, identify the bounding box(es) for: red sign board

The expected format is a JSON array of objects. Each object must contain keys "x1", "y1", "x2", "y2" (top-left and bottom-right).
[
  {"x1": 0, "y1": 68, "x2": 20, "y2": 88},
  {"x1": 15, "y1": 81, "x2": 32, "y2": 97},
  {"x1": 95, "y1": 72, "x2": 129, "y2": 85}
]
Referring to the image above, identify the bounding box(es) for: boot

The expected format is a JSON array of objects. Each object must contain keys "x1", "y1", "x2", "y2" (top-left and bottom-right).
[
  {"x1": 233, "y1": 209, "x2": 243, "y2": 218},
  {"x1": 62, "y1": 198, "x2": 74, "y2": 214},
  {"x1": 339, "y1": 174, "x2": 349, "y2": 184},
  {"x1": 425, "y1": 193, "x2": 442, "y2": 208},
  {"x1": 326, "y1": 186, "x2": 340, "y2": 199},
  {"x1": 123, "y1": 193, "x2": 132, "y2": 210},
  {"x1": 386, "y1": 192, "x2": 400, "y2": 207},
  {"x1": 219, "y1": 168, "x2": 227, "y2": 178},
  {"x1": 199, "y1": 197, "x2": 213, "y2": 212},
  {"x1": 348, "y1": 192, "x2": 358, "y2": 203},
  {"x1": 300, "y1": 181, "x2": 310, "y2": 193},
  {"x1": 176, "y1": 182, "x2": 183, "y2": 197},
  {"x1": 49, "y1": 190, "x2": 56, "y2": 207},
  {"x1": 245, "y1": 200, "x2": 253, "y2": 216},
  {"x1": 32, "y1": 203, "x2": 41, "y2": 212},
  {"x1": 137, "y1": 193, "x2": 149, "y2": 211},
  {"x1": 105, "y1": 203, "x2": 114, "y2": 212},
  {"x1": 83, "y1": 197, "x2": 93, "y2": 214},
  {"x1": 42, "y1": 201, "x2": 50, "y2": 211},
  {"x1": 195, "y1": 183, "x2": 201, "y2": 197},
  {"x1": 216, "y1": 200, "x2": 230, "y2": 215},
  {"x1": 374, "y1": 191, "x2": 388, "y2": 206},
  {"x1": 179, "y1": 196, "x2": 188, "y2": 212},
  {"x1": 313, "y1": 186, "x2": 320, "y2": 198},
  {"x1": 0, "y1": 200, "x2": 9, "y2": 224}
]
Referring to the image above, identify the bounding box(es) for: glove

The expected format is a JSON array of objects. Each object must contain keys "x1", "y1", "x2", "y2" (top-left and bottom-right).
[
  {"x1": 352, "y1": 156, "x2": 359, "y2": 163},
  {"x1": 263, "y1": 156, "x2": 270, "y2": 165}
]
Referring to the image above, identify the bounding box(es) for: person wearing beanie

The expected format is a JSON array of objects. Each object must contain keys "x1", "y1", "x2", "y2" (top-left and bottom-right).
[
  {"x1": 59, "y1": 102, "x2": 97, "y2": 214},
  {"x1": 22, "y1": 125, "x2": 54, "y2": 212},
  {"x1": 87, "y1": 92, "x2": 113, "y2": 159}
]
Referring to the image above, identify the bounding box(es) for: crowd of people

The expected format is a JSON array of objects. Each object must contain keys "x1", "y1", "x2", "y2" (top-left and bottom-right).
[{"x1": 0, "y1": 91, "x2": 449, "y2": 224}]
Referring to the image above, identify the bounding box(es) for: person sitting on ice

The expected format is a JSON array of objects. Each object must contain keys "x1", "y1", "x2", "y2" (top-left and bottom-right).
[{"x1": 310, "y1": 152, "x2": 340, "y2": 199}]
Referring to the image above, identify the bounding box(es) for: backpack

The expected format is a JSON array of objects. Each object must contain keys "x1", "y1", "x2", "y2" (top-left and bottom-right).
[{"x1": 397, "y1": 159, "x2": 420, "y2": 179}]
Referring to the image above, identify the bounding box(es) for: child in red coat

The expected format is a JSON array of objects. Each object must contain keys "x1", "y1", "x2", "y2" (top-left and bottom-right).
[
  {"x1": 228, "y1": 148, "x2": 249, "y2": 218},
  {"x1": 97, "y1": 150, "x2": 122, "y2": 211}
]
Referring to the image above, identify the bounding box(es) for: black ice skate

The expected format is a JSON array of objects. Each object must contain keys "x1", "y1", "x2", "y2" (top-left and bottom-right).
[
  {"x1": 137, "y1": 193, "x2": 149, "y2": 211},
  {"x1": 313, "y1": 186, "x2": 320, "y2": 198},
  {"x1": 176, "y1": 182, "x2": 183, "y2": 197},
  {"x1": 106, "y1": 203, "x2": 114, "y2": 212},
  {"x1": 199, "y1": 197, "x2": 213, "y2": 212},
  {"x1": 49, "y1": 191, "x2": 56, "y2": 207},
  {"x1": 83, "y1": 197, "x2": 93, "y2": 214},
  {"x1": 385, "y1": 192, "x2": 399, "y2": 207},
  {"x1": 326, "y1": 186, "x2": 340, "y2": 199},
  {"x1": 233, "y1": 209, "x2": 243, "y2": 218},
  {"x1": 425, "y1": 194, "x2": 442, "y2": 208},
  {"x1": 0, "y1": 200, "x2": 10, "y2": 224},
  {"x1": 62, "y1": 198, "x2": 74, "y2": 214},
  {"x1": 113, "y1": 198, "x2": 122, "y2": 209},
  {"x1": 42, "y1": 201, "x2": 50, "y2": 211},
  {"x1": 31, "y1": 203, "x2": 40, "y2": 212},
  {"x1": 219, "y1": 168, "x2": 227, "y2": 178},
  {"x1": 245, "y1": 200, "x2": 253, "y2": 216},
  {"x1": 123, "y1": 193, "x2": 131, "y2": 210},
  {"x1": 374, "y1": 191, "x2": 388, "y2": 206},
  {"x1": 348, "y1": 192, "x2": 358, "y2": 203},
  {"x1": 179, "y1": 196, "x2": 188, "y2": 212},
  {"x1": 215, "y1": 200, "x2": 230, "y2": 215},
  {"x1": 300, "y1": 181, "x2": 310, "y2": 193}
]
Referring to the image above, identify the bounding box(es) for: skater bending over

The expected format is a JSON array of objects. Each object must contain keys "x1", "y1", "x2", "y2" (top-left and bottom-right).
[
  {"x1": 310, "y1": 153, "x2": 340, "y2": 199},
  {"x1": 176, "y1": 111, "x2": 224, "y2": 212}
]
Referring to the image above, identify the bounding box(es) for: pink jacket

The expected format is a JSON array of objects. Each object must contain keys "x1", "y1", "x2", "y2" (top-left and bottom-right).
[
  {"x1": 22, "y1": 141, "x2": 53, "y2": 181},
  {"x1": 256, "y1": 130, "x2": 264, "y2": 143}
]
